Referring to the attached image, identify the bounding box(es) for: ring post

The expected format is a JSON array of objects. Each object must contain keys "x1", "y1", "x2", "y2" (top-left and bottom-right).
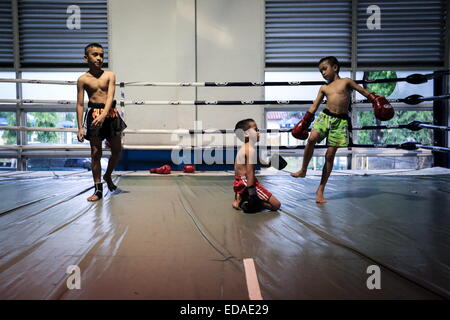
[{"x1": 433, "y1": 71, "x2": 449, "y2": 167}]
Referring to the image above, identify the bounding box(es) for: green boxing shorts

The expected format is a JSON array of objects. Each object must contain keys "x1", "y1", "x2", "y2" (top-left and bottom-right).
[{"x1": 312, "y1": 109, "x2": 350, "y2": 147}]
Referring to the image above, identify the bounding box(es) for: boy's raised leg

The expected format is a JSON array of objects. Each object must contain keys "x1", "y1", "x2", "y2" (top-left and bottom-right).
[
  {"x1": 316, "y1": 146, "x2": 337, "y2": 203},
  {"x1": 291, "y1": 130, "x2": 319, "y2": 178}
]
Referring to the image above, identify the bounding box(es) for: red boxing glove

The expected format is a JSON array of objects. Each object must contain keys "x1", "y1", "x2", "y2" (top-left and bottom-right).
[
  {"x1": 368, "y1": 93, "x2": 395, "y2": 121},
  {"x1": 291, "y1": 111, "x2": 314, "y2": 140},
  {"x1": 150, "y1": 164, "x2": 171, "y2": 174},
  {"x1": 183, "y1": 164, "x2": 196, "y2": 173},
  {"x1": 158, "y1": 165, "x2": 171, "y2": 174}
]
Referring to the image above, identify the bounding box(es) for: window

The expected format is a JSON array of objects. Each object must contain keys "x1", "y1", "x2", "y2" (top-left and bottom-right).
[
  {"x1": 357, "y1": 0, "x2": 446, "y2": 67},
  {"x1": 266, "y1": 110, "x2": 304, "y2": 147},
  {"x1": 27, "y1": 157, "x2": 93, "y2": 171},
  {"x1": 354, "y1": 154, "x2": 432, "y2": 170},
  {"x1": 20, "y1": 72, "x2": 84, "y2": 145},
  {"x1": 279, "y1": 156, "x2": 348, "y2": 173},
  {"x1": 0, "y1": 73, "x2": 17, "y2": 146},
  {"x1": 355, "y1": 110, "x2": 433, "y2": 145},
  {"x1": 27, "y1": 111, "x2": 80, "y2": 145},
  {"x1": 0, "y1": 72, "x2": 17, "y2": 99},
  {"x1": 22, "y1": 71, "x2": 83, "y2": 100},
  {"x1": 265, "y1": 0, "x2": 352, "y2": 67},
  {"x1": 18, "y1": 0, "x2": 109, "y2": 68},
  {"x1": 354, "y1": 70, "x2": 434, "y2": 145},
  {"x1": 263, "y1": 0, "x2": 443, "y2": 171},
  {"x1": 0, "y1": 0, "x2": 13, "y2": 67},
  {"x1": 0, "y1": 158, "x2": 17, "y2": 170},
  {"x1": 265, "y1": 0, "x2": 447, "y2": 68},
  {"x1": 354, "y1": 70, "x2": 434, "y2": 100},
  {"x1": 27, "y1": 157, "x2": 111, "y2": 171},
  {"x1": 0, "y1": 112, "x2": 16, "y2": 145}
]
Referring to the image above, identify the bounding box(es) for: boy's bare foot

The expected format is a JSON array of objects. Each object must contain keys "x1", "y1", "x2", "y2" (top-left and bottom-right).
[
  {"x1": 103, "y1": 174, "x2": 117, "y2": 191},
  {"x1": 87, "y1": 194, "x2": 101, "y2": 201},
  {"x1": 88, "y1": 183, "x2": 103, "y2": 202},
  {"x1": 291, "y1": 169, "x2": 307, "y2": 178},
  {"x1": 315, "y1": 190, "x2": 327, "y2": 203},
  {"x1": 232, "y1": 200, "x2": 241, "y2": 210}
]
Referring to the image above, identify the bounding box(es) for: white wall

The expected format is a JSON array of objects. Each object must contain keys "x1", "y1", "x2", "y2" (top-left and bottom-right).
[{"x1": 109, "y1": 0, "x2": 265, "y2": 146}]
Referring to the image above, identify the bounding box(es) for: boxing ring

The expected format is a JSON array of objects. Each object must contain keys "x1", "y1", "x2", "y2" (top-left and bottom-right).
[
  {"x1": 0, "y1": 72, "x2": 449, "y2": 300},
  {"x1": 0, "y1": 169, "x2": 449, "y2": 299}
]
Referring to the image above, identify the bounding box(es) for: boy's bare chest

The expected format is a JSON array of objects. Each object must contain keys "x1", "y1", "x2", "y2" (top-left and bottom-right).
[
  {"x1": 84, "y1": 76, "x2": 109, "y2": 92},
  {"x1": 323, "y1": 81, "x2": 349, "y2": 97}
]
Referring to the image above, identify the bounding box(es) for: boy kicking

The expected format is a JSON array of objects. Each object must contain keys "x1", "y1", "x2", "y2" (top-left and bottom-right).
[{"x1": 291, "y1": 56, "x2": 394, "y2": 203}]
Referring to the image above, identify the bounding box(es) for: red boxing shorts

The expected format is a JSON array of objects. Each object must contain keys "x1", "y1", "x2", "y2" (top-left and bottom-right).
[{"x1": 233, "y1": 175, "x2": 272, "y2": 201}]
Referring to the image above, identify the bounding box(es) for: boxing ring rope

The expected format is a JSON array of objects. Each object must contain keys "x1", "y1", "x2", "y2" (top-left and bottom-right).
[
  {"x1": 1, "y1": 120, "x2": 449, "y2": 135},
  {"x1": 0, "y1": 143, "x2": 447, "y2": 153},
  {"x1": 0, "y1": 70, "x2": 449, "y2": 86},
  {"x1": 0, "y1": 94, "x2": 448, "y2": 106}
]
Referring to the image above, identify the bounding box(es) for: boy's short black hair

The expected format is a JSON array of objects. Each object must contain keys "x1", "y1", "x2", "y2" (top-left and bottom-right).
[
  {"x1": 84, "y1": 43, "x2": 103, "y2": 55},
  {"x1": 318, "y1": 56, "x2": 340, "y2": 73},
  {"x1": 234, "y1": 118, "x2": 256, "y2": 142}
]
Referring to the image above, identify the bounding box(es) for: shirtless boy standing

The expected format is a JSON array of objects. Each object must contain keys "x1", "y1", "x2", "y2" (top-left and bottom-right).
[{"x1": 76, "y1": 43, "x2": 126, "y2": 201}]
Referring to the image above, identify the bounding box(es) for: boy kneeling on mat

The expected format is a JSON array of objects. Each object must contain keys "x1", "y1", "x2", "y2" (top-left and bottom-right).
[{"x1": 233, "y1": 119, "x2": 281, "y2": 213}]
